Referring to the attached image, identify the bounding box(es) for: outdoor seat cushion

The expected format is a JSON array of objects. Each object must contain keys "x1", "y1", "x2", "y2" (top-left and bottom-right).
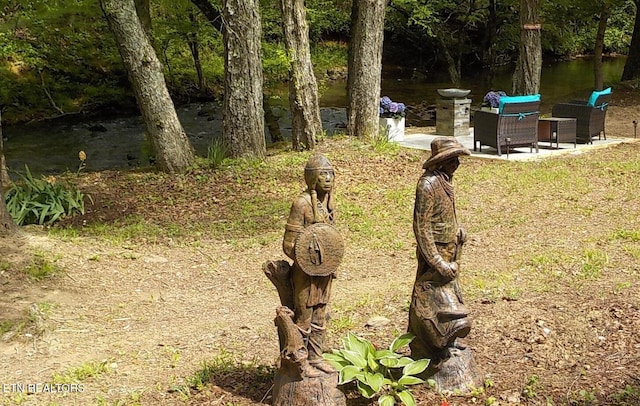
[
  {"x1": 498, "y1": 94, "x2": 541, "y2": 114},
  {"x1": 587, "y1": 87, "x2": 612, "y2": 107}
]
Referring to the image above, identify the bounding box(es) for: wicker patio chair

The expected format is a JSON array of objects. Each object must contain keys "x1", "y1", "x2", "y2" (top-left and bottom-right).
[
  {"x1": 551, "y1": 91, "x2": 611, "y2": 144},
  {"x1": 473, "y1": 100, "x2": 540, "y2": 156}
]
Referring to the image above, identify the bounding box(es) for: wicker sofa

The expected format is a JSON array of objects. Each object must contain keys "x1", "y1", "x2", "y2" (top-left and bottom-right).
[
  {"x1": 473, "y1": 100, "x2": 541, "y2": 156},
  {"x1": 551, "y1": 92, "x2": 611, "y2": 144}
]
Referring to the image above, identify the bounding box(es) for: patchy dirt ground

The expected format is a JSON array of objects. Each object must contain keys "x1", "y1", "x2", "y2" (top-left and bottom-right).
[{"x1": 1, "y1": 87, "x2": 640, "y2": 406}]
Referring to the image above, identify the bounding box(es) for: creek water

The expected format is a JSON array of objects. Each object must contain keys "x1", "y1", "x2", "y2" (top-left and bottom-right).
[{"x1": 2, "y1": 56, "x2": 626, "y2": 176}]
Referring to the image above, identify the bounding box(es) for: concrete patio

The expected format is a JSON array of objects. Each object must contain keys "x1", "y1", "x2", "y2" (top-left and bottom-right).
[{"x1": 396, "y1": 128, "x2": 634, "y2": 161}]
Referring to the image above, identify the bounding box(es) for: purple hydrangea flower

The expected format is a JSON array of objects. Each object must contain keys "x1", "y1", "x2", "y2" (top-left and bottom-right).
[
  {"x1": 379, "y1": 96, "x2": 406, "y2": 118},
  {"x1": 483, "y1": 91, "x2": 506, "y2": 108},
  {"x1": 380, "y1": 96, "x2": 392, "y2": 109}
]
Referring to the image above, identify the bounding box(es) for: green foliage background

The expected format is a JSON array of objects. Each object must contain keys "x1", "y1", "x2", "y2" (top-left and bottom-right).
[{"x1": 0, "y1": 0, "x2": 636, "y2": 124}]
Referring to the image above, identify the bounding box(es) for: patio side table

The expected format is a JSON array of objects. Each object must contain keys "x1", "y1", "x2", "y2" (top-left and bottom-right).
[{"x1": 538, "y1": 117, "x2": 577, "y2": 149}]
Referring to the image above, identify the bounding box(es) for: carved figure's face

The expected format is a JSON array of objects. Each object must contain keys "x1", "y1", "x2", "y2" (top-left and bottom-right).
[
  {"x1": 441, "y1": 157, "x2": 460, "y2": 176},
  {"x1": 315, "y1": 169, "x2": 334, "y2": 193}
]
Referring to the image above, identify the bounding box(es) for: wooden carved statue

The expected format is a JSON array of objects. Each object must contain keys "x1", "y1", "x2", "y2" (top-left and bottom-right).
[
  {"x1": 264, "y1": 154, "x2": 346, "y2": 406},
  {"x1": 408, "y1": 137, "x2": 482, "y2": 393}
]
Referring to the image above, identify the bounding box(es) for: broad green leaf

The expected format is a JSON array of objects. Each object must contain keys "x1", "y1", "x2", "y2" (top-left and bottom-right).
[
  {"x1": 367, "y1": 351, "x2": 379, "y2": 372},
  {"x1": 390, "y1": 333, "x2": 415, "y2": 352},
  {"x1": 356, "y1": 381, "x2": 376, "y2": 398},
  {"x1": 323, "y1": 352, "x2": 347, "y2": 363},
  {"x1": 396, "y1": 389, "x2": 416, "y2": 406},
  {"x1": 365, "y1": 339, "x2": 376, "y2": 358},
  {"x1": 323, "y1": 353, "x2": 349, "y2": 370},
  {"x1": 339, "y1": 365, "x2": 361, "y2": 384},
  {"x1": 398, "y1": 375, "x2": 425, "y2": 386},
  {"x1": 402, "y1": 359, "x2": 430, "y2": 376},
  {"x1": 344, "y1": 333, "x2": 368, "y2": 357},
  {"x1": 341, "y1": 349, "x2": 367, "y2": 368},
  {"x1": 367, "y1": 372, "x2": 384, "y2": 392},
  {"x1": 375, "y1": 349, "x2": 396, "y2": 359},
  {"x1": 378, "y1": 394, "x2": 396, "y2": 406},
  {"x1": 395, "y1": 357, "x2": 414, "y2": 367},
  {"x1": 380, "y1": 357, "x2": 400, "y2": 368}
]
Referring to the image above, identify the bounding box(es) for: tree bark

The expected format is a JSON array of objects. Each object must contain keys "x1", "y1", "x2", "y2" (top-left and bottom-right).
[
  {"x1": 187, "y1": 11, "x2": 207, "y2": 94},
  {"x1": 0, "y1": 110, "x2": 14, "y2": 236},
  {"x1": 347, "y1": 0, "x2": 387, "y2": 139},
  {"x1": 622, "y1": 0, "x2": 640, "y2": 81},
  {"x1": 0, "y1": 186, "x2": 16, "y2": 236},
  {"x1": 0, "y1": 112, "x2": 10, "y2": 189},
  {"x1": 101, "y1": 0, "x2": 195, "y2": 173},
  {"x1": 222, "y1": 0, "x2": 266, "y2": 158},
  {"x1": 511, "y1": 0, "x2": 542, "y2": 95},
  {"x1": 134, "y1": 0, "x2": 152, "y2": 37},
  {"x1": 190, "y1": 0, "x2": 223, "y2": 32},
  {"x1": 280, "y1": 0, "x2": 321, "y2": 151},
  {"x1": 594, "y1": 3, "x2": 610, "y2": 90}
]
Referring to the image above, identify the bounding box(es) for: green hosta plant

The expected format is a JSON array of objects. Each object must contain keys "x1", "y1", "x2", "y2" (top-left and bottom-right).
[
  {"x1": 323, "y1": 332, "x2": 430, "y2": 406},
  {"x1": 5, "y1": 165, "x2": 89, "y2": 226}
]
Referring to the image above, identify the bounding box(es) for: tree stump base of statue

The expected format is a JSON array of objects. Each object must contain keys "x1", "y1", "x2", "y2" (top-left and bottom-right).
[
  {"x1": 264, "y1": 261, "x2": 346, "y2": 406},
  {"x1": 424, "y1": 346, "x2": 483, "y2": 394},
  {"x1": 272, "y1": 362, "x2": 345, "y2": 406}
]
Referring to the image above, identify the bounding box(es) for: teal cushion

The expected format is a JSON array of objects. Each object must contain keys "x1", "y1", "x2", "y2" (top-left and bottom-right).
[
  {"x1": 587, "y1": 87, "x2": 612, "y2": 107},
  {"x1": 498, "y1": 94, "x2": 541, "y2": 114}
]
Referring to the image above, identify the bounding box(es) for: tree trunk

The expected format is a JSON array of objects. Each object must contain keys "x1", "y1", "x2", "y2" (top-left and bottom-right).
[
  {"x1": 134, "y1": 0, "x2": 152, "y2": 37},
  {"x1": 101, "y1": 0, "x2": 195, "y2": 173},
  {"x1": 222, "y1": 0, "x2": 266, "y2": 158},
  {"x1": 511, "y1": 0, "x2": 542, "y2": 95},
  {"x1": 347, "y1": 0, "x2": 387, "y2": 139},
  {"x1": 594, "y1": 3, "x2": 610, "y2": 90},
  {"x1": 622, "y1": 0, "x2": 640, "y2": 81},
  {"x1": 190, "y1": 0, "x2": 223, "y2": 32},
  {"x1": 480, "y1": 0, "x2": 498, "y2": 84},
  {"x1": 438, "y1": 37, "x2": 461, "y2": 86},
  {"x1": 280, "y1": 0, "x2": 321, "y2": 151},
  {"x1": 0, "y1": 188, "x2": 17, "y2": 237},
  {"x1": 188, "y1": 11, "x2": 207, "y2": 94},
  {"x1": 0, "y1": 113, "x2": 14, "y2": 237},
  {"x1": 0, "y1": 112, "x2": 10, "y2": 189},
  {"x1": 264, "y1": 96, "x2": 284, "y2": 143}
]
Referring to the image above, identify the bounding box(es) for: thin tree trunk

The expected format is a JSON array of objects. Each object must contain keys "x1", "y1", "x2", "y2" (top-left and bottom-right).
[
  {"x1": 101, "y1": 0, "x2": 195, "y2": 173},
  {"x1": 347, "y1": 0, "x2": 387, "y2": 139},
  {"x1": 622, "y1": 0, "x2": 640, "y2": 81},
  {"x1": 222, "y1": 0, "x2": 266, "y2": 158},
  {"x1": 512, "y1": 0, "x2": 542, "y2": 95},
  {"x1": 480, "y1": 0, "x2": 498, "y2": 85},
  {"x1": 280, "y1": 0, "x2": 321, "y2": 151},
  {"x1": 438, "y1": 37, "x2": 461, "y2": 86},
  {"x1": 188, "y1": 11, "x2": 207, "y2": 94},
  {"x1": 594, "y1": 3, "x2": 610, "y2": 90}
]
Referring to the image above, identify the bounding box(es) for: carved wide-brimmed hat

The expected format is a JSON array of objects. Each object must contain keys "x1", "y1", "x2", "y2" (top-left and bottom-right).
[
  {"x1": 294, "y1": 223, "x2": 344, "y2": 276},
  {"x1": 422, "y1": 137, "x2": 471, "y2": 169}
]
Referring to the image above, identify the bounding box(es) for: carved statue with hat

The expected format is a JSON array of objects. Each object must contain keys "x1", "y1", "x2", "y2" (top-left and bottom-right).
[
  {"x1": 263, "y1": 154, "x2": 346, "y2": 406},
  {"x1": 408, "y1": 137, "x2": 482, "y2": 392}
]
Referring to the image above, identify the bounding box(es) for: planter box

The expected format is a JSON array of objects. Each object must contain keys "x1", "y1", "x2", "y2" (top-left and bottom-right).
[
  {"x1": 481, "y1": 107, "x2": 499, "y2": 114},
  {"x1": 379, "y1": 117, "x2": 405, "y2": 142}
]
